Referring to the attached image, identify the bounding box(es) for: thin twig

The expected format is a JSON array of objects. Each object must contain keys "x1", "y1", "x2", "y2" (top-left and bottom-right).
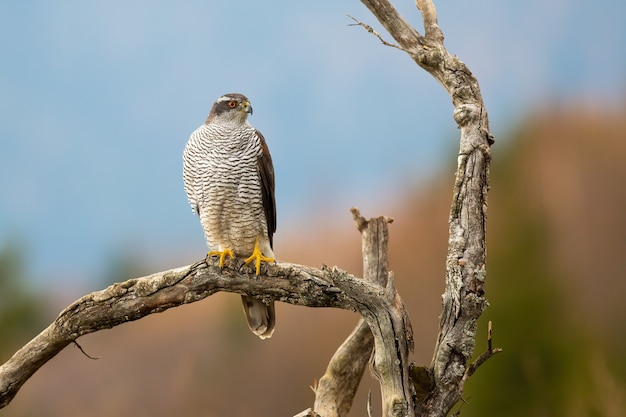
[
  {"x1": 463, "y1": 321, "x2": 502, "y2": 380},
  {"x1": 72, "y1": 341, "x2": 100, "y2": 360},
  {"x1": 347, "y1": 14, "x2": 411, "y2": 52},
  {"x1": 487, "y1": 320, "x2": 493, "y2": 352}
]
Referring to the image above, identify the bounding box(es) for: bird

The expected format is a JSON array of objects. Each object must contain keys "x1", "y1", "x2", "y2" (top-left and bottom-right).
[{"x1": 182, "y1": 93, "x2": 276, "y2": 339}]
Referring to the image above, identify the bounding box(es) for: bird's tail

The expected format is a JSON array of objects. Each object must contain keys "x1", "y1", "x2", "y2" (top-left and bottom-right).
[{"x1": 241, "y1": 296, "x2": 275, "y2": 339}]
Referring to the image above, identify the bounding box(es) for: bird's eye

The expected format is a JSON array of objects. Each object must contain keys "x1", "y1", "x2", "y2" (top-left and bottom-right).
[{"x1": 227, "y1": 101, "x2": 237, "y2": 109}]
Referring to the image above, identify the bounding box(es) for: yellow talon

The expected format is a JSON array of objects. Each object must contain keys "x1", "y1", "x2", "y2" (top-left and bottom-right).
[
  {"x1": 207, "y1": 249, "x2": 235, "y2": 267},
  {"x1": 243, "y1": 240, "x2": 274, "y2": 275}
]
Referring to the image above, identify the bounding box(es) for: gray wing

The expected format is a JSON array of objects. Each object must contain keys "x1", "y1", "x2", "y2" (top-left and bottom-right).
[
  {"x1": 256, "y1": 129, "x2": 276, "y2": 248},
  {"x1": 182, "y1": 131, "x2": 201, "y2": 216}
]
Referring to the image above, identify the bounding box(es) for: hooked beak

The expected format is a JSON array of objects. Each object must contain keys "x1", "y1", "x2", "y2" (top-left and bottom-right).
[{"x1": 242, "y1": 101, "x2": 253, "y2": 115}]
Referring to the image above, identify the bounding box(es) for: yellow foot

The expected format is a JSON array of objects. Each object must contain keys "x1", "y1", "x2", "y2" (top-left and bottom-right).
[
  {"x1": 243, "y1": 240, "x2": 274, "y2": 275},
  {"x1": 207, "y1": 249, "x2": 235, "y2": 268}
]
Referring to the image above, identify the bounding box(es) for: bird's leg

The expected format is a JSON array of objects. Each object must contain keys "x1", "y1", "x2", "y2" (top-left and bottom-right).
[
  {"x1": 207, "y1": 249, "x2": 235, "y2": 268},
  {"x1": 243, "y1": 239, "x2": 274, "y2": 275}
]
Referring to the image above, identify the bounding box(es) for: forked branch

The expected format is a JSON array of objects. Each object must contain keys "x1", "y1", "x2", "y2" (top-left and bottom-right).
[
  {"x1": 355, "y1": 0, "x2": 495, "y2": 415},
  {"x1": 2, "y1": 1, "x2": 495, "y2": 416},
  {"x1": 1, "y1": 211, "x2": 414, "y2": 417}
]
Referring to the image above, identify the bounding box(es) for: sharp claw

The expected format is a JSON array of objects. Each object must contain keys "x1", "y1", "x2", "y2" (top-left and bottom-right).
[
  {"x1": 207, "y1": 249, "x2": 234, "y2": 267},
  {"x1": 243, "y1": 239, "x2": 274, "y2": 275}
]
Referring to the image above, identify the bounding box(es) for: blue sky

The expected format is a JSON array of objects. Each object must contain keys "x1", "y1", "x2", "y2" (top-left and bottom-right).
[{"x1": 1, "y1": 0, "x2": 624, "y2": 287}]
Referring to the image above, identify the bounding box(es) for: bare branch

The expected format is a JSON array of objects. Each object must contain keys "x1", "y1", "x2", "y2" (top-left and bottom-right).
[
  {"x1": 415, "y1": 0, "x2": 444, "y2": 42},
  {"x1": 463, "y1": 321, "x2": 503, "y2": 381},
  {"x1": 3, "y1": 2, "x2": 495, "y2": 416},
  {"x1": 314, "y1": 319, "x2": 373, "y2": 417},
  {"x1": 361, "y1": 0, "x2": 493, "y2": 149},
  {"x1": 357, "y1": 1, "x2": 494, "y2": 415},
  {"x1": 1, "y1": 232, "x2": 412, "y2": 413},
  {"x1": 359, "y1": 0, "x2": 425, "y2": 53},
  {"x1": 347, "y1": 15, "x2": 408, "y2": 52},
  {"x1": 314, "y1": 208, "x2": 412, "y2": 417},
  {"x1": 0, "y1": 260, "x2": 342, "y2": 408},
  {"x1": 353, "y1": 209, "x2": 414, "y2": 417},
  {"x1": 72, "y1": 340, "x2": 100, "y2": 360}
]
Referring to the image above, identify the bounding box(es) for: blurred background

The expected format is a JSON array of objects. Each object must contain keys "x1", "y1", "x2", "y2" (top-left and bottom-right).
[{"x1": 1, "y1": 1, "x2": 625, "y2": 416}]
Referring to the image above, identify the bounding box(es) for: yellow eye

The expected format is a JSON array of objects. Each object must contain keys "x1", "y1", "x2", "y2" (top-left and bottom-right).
[{"x1": 228, "y1": 101, "x2": 237, "y2": 109}]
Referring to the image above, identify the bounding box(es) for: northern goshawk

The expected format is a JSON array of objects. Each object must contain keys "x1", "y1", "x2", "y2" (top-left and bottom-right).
[{"x1": 183, "y1": 93, "x2": 276, "y2": 339}]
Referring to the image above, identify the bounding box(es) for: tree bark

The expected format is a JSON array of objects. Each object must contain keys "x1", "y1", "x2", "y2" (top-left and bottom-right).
[
  {"x1": 1, "y1": 1, "x2": 495, "y2": 416},
  {"x1": 313, "y1": 209, "x2": 395, "y2": 417},
  {"x1": 356, "y1": 1, "x2": 494, "y2": 416},
  {"x1": 0, "y1": 223, "x2": 413, "y2": 413}
]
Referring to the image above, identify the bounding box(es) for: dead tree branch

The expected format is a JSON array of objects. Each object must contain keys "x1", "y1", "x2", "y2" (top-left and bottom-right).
[
  {"x1": 0, "y1": 210, "x2": 413, "y2": 415},
  {"x1": 311, "y1": 209, "x2": 413, "y2": 417},
  {"x1": 2, "y1": 1, "x2": 494, "y2": 415},
  {"x1": 356, "y1": 0, "x2": 495, "y2": 416},
  {"x1": 313, "y1": 209, "x2": 393, "y2": 417},
  {"x1": 464, "y1": 321, "x2": 502, "y2": 382}
]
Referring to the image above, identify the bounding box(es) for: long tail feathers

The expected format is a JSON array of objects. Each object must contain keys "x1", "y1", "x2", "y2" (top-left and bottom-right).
[{"x1": 241, "y1": 295, "x2": 275, "y2": 339}]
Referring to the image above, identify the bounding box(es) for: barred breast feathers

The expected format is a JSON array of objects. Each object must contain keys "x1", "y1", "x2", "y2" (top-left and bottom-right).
[{"x1": 183, "y1": 122, "x2": 262, "y2": 211}]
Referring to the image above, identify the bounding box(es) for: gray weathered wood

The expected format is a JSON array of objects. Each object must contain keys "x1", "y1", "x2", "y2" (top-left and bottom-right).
[
  {"x1": 0, "y1": 250, "x2": 412, "y2": 412},
  {"x1": 313, "y1": 208, "x2": 411, "y2": 417},
  {"x1": 357, "y1": 1, "x2": 494, "y2": 416},
  {"x1": 1, "y1": 2, "x2": 495, "y2": 415}
]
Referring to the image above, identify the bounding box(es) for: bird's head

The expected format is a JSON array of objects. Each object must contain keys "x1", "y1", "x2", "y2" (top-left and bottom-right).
[{"x1": 205, "y1": 93, "x2": 253, "y2": 125}]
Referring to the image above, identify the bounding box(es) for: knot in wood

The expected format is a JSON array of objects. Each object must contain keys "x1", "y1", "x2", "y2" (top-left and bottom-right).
[{"x1": 453, "y1": 104, "x2": 480, "y2": 126}]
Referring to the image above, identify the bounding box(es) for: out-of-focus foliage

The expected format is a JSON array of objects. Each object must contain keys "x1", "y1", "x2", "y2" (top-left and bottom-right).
[
  {"x1": 0, "y1": 243, "x2": 45, "y2": 359},
  {"x1": 463, "y1": 107, "x2": 626, "y2": 417}
]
